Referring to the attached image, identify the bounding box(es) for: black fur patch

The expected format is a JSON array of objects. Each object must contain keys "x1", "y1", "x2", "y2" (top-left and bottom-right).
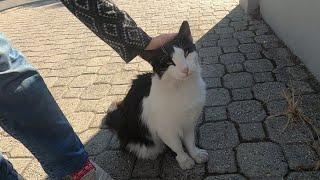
[{"x1": 104, "y1": 73, "x2": 154, "y2": 148}]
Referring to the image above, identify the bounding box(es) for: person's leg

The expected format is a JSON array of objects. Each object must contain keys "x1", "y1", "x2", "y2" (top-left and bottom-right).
[
  {"x1": 0, "y1": 152, "x2": 20, "y2": 180},
  {"x1": 0, "y1": 34, "x2": 88, "y2": 178}
]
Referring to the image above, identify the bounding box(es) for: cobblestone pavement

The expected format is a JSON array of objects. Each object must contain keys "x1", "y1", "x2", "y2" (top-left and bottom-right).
[{"x1": 1, "y1": 0, "x2": 320, "y2": 179}]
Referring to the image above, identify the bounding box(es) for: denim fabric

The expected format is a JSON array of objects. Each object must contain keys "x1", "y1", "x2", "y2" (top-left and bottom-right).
[
  {"x1": 0, "y1": 152, "x2": 19, "y2": 180},
  {"x1": 0, "y1": 33, "x2": 88, "y2": 178}
]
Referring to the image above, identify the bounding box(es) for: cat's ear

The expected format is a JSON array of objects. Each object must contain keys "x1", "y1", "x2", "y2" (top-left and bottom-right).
[{"x1": 178, "y1": 21, "x2": 193, "y2": 42}]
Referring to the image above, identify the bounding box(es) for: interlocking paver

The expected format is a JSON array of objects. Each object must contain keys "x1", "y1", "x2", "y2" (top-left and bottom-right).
[
  {"x1": 1, "y1": 0, "x2": 320, "y2": 179},
  {"x1": 244, "y1": 59, "x2": 274, "y2": 72},
  {"x1": 282, "y1": 144, "x2": 318, "y2": 170},
  {"x1": 265, "y1": 116, "x2": 314, "y2": 144},
  {"x1": 237, "y1": 142, "x2": 288, "y2": 178},
  {"x1": 220, "y1": 53, "x2": 245, "y2": 65},
  {"x1": 204, "y1": 174, "x2": 246, "y2": 180},
  {"x1": 287, "y1": 171, "x2": 320, "y2": 180},
  {"x1": 199, "y1": 122, "x2": 239, "y2": 150},
  {"x1": 231, "y1": 88, "x2": 253, "y2": 100},
  {"x1": 223, "y1": 72, "x2": 254, "y2": 89},
  {"x1": 201, "y1": 64, "x2": 225, "y2": 78},
  {"x1": 239, "y1": 43, "x2": 262, "y2": 53},
  {"x1": 226, "y1": 63, "x2": 243, "y2": 73},
  {"x1": 207, "y1": 149, "x2": 237, "y2": 173},
  {"x1": 238, "y1": 123, "x2": 265, "y2": 141},
  {"x1": 205, "y1": 88, "x2": 231, "y2": 106},
  {"x1": 253, "y1": 72, "x2": 274, "y2": 82},
  {"x1": 253, "y1": 82, "x2": 286, "y2": 102},
  {"x1": 205, "y1": 106, "x2": 227, "y2": 122},
  {"x1": 228, "y1": 100, "x2": 266, "y2": 123}
]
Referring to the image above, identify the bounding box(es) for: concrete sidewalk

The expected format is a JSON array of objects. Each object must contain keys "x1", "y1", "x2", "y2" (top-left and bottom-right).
[{"x1": 1, "y1": 0, "x2": 320, "y2": 179}]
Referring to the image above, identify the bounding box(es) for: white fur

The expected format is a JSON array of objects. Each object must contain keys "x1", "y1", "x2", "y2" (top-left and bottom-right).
[{"x1": 127, "y1": 48, "x2": 208, "y2": 170}]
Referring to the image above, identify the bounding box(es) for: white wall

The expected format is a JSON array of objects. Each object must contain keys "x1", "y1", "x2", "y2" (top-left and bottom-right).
[{"x1": 260, "y1": 0, "x2": 320, "y2": 80}]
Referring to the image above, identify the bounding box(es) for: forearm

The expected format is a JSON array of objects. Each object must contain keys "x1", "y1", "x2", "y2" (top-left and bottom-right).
[{"x1": 60, "y1": 0, "x2": 151, "y2": 62}]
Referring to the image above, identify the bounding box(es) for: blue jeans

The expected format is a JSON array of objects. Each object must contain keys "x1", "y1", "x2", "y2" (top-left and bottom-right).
[{"x1": 0, "y1": 34, "x2": 88, "y2": 179}]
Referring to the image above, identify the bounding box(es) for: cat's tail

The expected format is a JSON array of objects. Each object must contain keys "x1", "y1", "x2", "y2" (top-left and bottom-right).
[{"x1": 102, "y1": 101, "x2": 122, "y2": 131}]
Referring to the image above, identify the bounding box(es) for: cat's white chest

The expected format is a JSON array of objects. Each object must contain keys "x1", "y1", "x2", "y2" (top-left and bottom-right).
[{"x1": 141, "y1": 74, "x2": 206, "y2": 134}]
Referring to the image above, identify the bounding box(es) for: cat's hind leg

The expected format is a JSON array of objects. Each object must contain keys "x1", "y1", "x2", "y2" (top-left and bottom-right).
[{"x1": 157, "y1": 129, "x2": 195, "y2": 170}]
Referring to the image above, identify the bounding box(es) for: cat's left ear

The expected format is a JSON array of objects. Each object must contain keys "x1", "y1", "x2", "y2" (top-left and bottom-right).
[{"x1": 178, "y1": 21, "x2": 193, "y2": 42}]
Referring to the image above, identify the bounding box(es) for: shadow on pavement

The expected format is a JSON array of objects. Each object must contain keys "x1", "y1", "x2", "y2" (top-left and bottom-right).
[{"x1": 81, "y1": 5, "x2": 254, "y2": 180}]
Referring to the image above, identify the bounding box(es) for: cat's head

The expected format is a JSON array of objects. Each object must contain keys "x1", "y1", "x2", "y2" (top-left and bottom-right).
[{"x1": 140, "y1": 21, "x2": 200, "y2": 80}]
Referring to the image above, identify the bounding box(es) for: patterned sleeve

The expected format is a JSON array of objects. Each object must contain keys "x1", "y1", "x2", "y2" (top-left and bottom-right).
[{"x1": 60, "y1": 0, "x2": 151, "y2": 62}]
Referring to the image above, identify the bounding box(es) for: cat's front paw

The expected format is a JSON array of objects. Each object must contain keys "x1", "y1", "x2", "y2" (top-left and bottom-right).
[
  {"x1": 176, "y1": 154, "x2": 195, "y2": 170},
  {"x1": 192, "y1": 148, "x2": 209, "y2": 164}
]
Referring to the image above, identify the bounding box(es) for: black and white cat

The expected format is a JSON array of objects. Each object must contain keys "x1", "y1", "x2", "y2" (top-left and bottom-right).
[{"x1": 104, "y1": 21, "x2": 208, "y2": 170}]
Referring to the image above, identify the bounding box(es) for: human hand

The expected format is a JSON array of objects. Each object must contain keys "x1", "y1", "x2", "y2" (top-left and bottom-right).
[{"x1": 144, "y1": 33, "x2": 177, "y2": 50}]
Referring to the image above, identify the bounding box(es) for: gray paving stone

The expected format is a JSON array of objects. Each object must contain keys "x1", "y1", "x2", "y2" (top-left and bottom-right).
[
  {"x1": 132, "y1": 158, "x2": 161, "y2": 178},
  {"x1": 107, "y1": 135, "x2": 121, "y2": 150},
  {"x1": 199, "y1": 122, "x2": 239, "y2": 150},
  {"x1": 254, "y1": 35, "x2": 279, "y2": 44},
  {"x1": 204, "y1": 78, "x2": 222, "y2": 88},
  {"x1": 239, "y1": 123, "x2": 265, "y2": 141},
  {"x1": 238, "y1": 37, "x2": 254, "y2": 44},
  {"x1": 161, "y1": 152, "x2": 205, "y2": 180},
  {"x1": 264, "y1": 116, "x2": 314, "y2": 144},
  {"x1": 249, "y1": 24, "x2": 269, "y2": 32},
  {"x1": 288, "y1": 81, "x2": 315, "y2": 94},
  {"x1": 231, "y1": 88, "x2": 253, "y2": 100},
  {"x1": 201, "y1": 64, "x2": 225, "y2": 78},
  {"x1": 206, "y1": 88, "x2": 231, "y2": 106},
  {"x1": 253, "y1": 82, "x2": 286, "y2": 102},
  {"x1": 81, "y1": 129, "x2": 113, "y2": 155},
  {"x1": 286, "y1": 171, "x2": 320, "y2": 180},
  {"x1": 226, "y1": 63, "x2": 243, "y2": 73},
  {"x1": 300, "y1": 94, "x2": 320, "y2": 121},
  {"x1": 207, "y1": 149, "x2": 237, "y2": 173},
  {"x1": 283, "y1": 144, "x2": 318, "y2": 170},
  {"x1": 273, "y1": 58, "x2": 297, "y2": 68},
  {"x1": 234, "y1": 31, "x2": 255, "y2": 39},
  {"x1": 215, "y1": 27, "x2": 235, "y2": 34},
  {"x1": 246, "y1": 52, "x2": 262, "y2": 60},
  {"x1": 244, "y1": 59, "x2": 274, "y2": 72},
  {"x1": 230, "y1": 21, "x2": 248, "y2": 31},
  {"x1": 218, "y1": 38, "x2": 239, "y2": 47},
  {"x1": 204, "y1": 174, "x2": 246, "y2": 180},
  {"x1": 199, "y1": 47, "x2": 223, "y2": 58},
  {"x1": 219, "y1": 33, "x2": 234, "y2": 39},
  {"x1": 223, "y1": 46, "x2": 239, "y2": 53},
  {"x1": 201, "y1": 40, "x2": 218, "y2": 47},
  {"x1": 95, "y1": 151, "x2": 136, "y2": 180},
  {"x1": 228, "y1": 100, "x2": 266, "y2": 123},
  {"x1": 205, "y1": 106, "x2": 227, "y2": 122},
  {"x1": 202, "y1": 56, "x2": 219, "y2": 64},
  {"x1": 239, "y1": 43, "x2": 262, "y2": 53},
  {"x1": 220, "y1": 53, "x2": 245, "y2": 65},
  {"x1": 275, "y1": 65, "x2": 310, "y2": 82},
  {"x1": 236, "y1": 142, "x2": 288, "y2": 178},
  {"x1": 267, "y1": 100, "x2": 287, "y2": 115},
  {"x1": 254, "y1": 72, "x2": 274, "y2": 82},
  {"x1": 263, "y1": 48, "x2": 292, "y2": 60},
  {"x1": 263, "y1": 41, "x2": 282, "y2": 49},
  {"x1": 223, "y1": 72, "x2": 254, "y2": 89}
]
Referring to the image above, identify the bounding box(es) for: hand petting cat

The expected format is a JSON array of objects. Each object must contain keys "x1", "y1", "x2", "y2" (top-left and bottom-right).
[{"x1": 144, "y1": 33, "x2": 178, "y2": 50}]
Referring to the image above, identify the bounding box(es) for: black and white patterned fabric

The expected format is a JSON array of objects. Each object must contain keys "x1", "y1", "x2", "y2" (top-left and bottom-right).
[{"x1": 60, "y1": 0, "x2": 151, "y2": 62}]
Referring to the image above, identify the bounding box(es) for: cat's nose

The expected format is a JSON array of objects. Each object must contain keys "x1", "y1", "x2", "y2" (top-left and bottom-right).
[{"x1": 182, "y1": 66, "x2": 189, "y2": 75}]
